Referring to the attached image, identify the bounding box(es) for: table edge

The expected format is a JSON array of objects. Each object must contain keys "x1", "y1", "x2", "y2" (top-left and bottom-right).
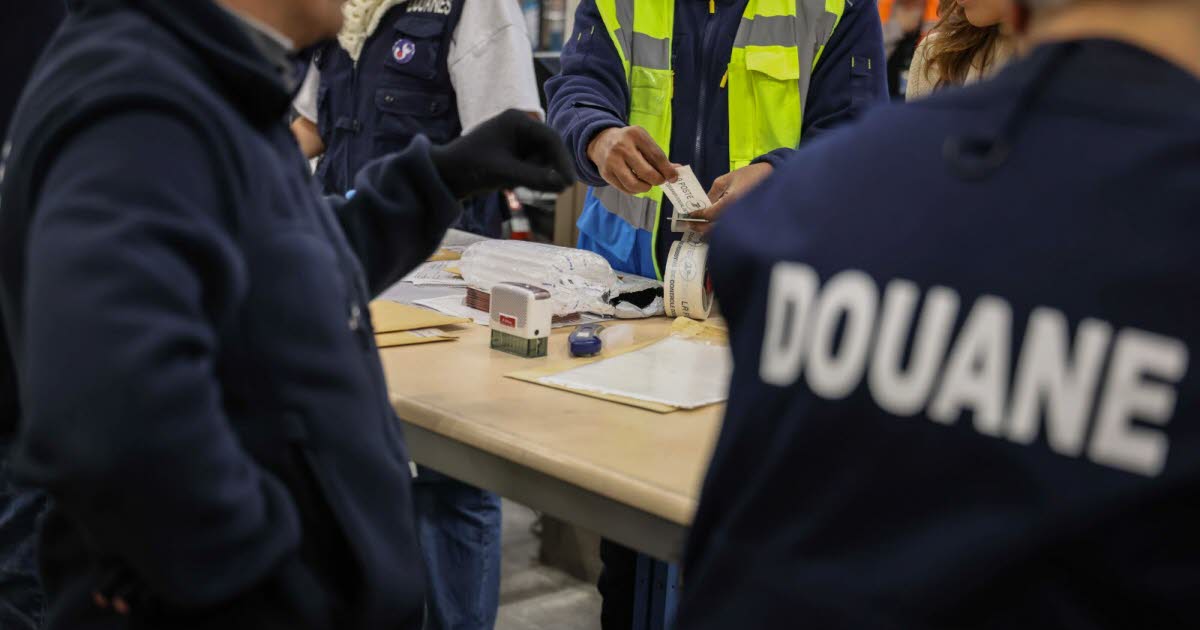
[{"x1": 390, "y1": 393, "x2": 698, "y2": 527}]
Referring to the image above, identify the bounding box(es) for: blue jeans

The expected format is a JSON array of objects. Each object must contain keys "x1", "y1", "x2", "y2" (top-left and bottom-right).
[
  {"x1": 0, "y1": 443, "x2": 46, "y2": 630},
  {"x1": 413, "y1": 468, "x2": 501, "y2": 630}
]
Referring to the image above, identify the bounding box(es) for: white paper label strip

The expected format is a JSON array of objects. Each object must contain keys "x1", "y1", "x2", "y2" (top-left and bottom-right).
[
  {"x1": 664, "y1": 232, "x2": 712, "y2": 321},
  {"x1": 661, "y1": 165, "x2": 711, "y2": 234}
]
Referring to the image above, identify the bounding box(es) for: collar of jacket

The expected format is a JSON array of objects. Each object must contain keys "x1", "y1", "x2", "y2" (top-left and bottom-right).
[
  {"x1": 220, "y1": 5, "x2": 301, "y2": 94},
  {"x1": 71, "y1": 0, "x2": 294, "y2": 126}
]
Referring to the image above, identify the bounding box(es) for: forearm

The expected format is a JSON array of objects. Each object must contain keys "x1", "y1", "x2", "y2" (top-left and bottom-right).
[
  {"x1": 545, "y1": 0, "x2": 630, "y2": 186},
  {"x1": 752, "y1": 148, "x2": 796, "y2": 171},
  {"x1": 291, "y1": 116, "x2": 324, "y2": 159},
  {"x1": 333, "y1": 136, "x2": 461, "y2": 295}
]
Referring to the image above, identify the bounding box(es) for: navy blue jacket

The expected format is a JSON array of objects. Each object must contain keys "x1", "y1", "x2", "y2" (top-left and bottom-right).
[
  {"x1": 0, "y1": 1, "x2": 65, "y2": 436},
  {"x1": 546, "y1": 0, "x2": 886, "y2": 272},
  {"x1": 313, "y1": 0, "x2": 465, "y2": 195},
  {"x1": 679, "y1": 40, "x2": 1200, "y2": 629},
  {"x1": 0, "y1": 0, "x2": 460, "y2": 627}
]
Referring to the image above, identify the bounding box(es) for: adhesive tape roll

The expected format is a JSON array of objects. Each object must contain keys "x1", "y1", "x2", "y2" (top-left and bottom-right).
[{"x1": 664, "y1": 233, "x2": 713, "y2": 321}]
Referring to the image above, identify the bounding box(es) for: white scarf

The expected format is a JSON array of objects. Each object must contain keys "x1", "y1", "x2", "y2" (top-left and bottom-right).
[{"x1": 338, "y1": 0, "x2": 411, "y2": 64}]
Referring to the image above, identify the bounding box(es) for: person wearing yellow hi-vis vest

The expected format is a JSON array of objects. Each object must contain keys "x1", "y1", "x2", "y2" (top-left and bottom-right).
[
  {"x1": 547, "y1": 0, "x2": 887, "y2": 280},
  {"x1": 548, "y1": 4, "x2": 886, "y2": 626}
]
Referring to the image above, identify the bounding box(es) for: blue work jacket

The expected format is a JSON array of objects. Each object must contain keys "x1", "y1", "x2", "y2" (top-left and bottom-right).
[
  {"x1": 546, "y1": 0, "x2": 887, "y2": 277},
  {"x1": 677, "y1": 40, "x2": 1200, "y2": 629},
  {"x1": 0, "y1": 0, "x2": 461, "y2": 627}
]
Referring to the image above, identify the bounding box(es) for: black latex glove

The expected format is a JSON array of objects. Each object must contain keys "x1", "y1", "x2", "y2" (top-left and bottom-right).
[{"x1": 430, "y1": 109, "x2": 576, "y2": 199}]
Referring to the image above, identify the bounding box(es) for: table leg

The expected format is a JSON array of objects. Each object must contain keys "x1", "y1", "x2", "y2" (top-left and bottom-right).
[{"x1": 632, "y1": 554, "x2": 681, "y2": 630}]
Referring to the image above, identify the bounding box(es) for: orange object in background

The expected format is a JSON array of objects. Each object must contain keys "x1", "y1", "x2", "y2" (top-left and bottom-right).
[{"x1": 878, "y1": 0, "x2": 939, "y2": 23}]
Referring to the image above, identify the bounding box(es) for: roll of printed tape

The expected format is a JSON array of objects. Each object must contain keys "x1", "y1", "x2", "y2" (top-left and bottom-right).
[{"x1": 664, "y1": 233, "x2": 713, "y2": 321}]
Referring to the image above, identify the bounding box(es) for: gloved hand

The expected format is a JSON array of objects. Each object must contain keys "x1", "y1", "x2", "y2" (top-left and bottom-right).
[{"x1": 430, "y1": 109, "x2": 576, "y2": 199}]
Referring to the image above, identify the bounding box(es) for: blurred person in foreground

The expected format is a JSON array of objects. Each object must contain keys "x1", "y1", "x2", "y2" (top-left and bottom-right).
[
  {"x1": 678, "y1": 0, "x2": 1200, "y2": 627},
  {"x1": 0, "y1": 0, "x2": 573, "y2": 628}
]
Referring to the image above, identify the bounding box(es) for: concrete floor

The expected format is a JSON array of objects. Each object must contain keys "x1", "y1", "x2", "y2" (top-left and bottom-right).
[{"x1": 497, "y1": 501, "x2": 602, "y2": 630}]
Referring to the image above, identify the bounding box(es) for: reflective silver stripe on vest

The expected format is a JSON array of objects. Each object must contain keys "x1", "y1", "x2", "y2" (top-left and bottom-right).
[
  {"x1": 631, "y1": 32, "x2": 672, "y2": 70},
  {"x1": 732, "y1": 14, "x2": 801, "y2": 49},
  {"x1": 603, "y1": 0, "x2": 665, "y2": 236},
  {"x1": 813, "y1": 8, "x2": 839, "y2": 53},
  {"x1": 796, "y1": 0, "x2": 839, "y2": 117},
  {"x1": 594, "y1": 186, "x2": 659, "y2": 232},
  {"x1": 612, "y1": 0, "x2": 635, "y2": 63},
  {"x1": 613, "y1": 27, "x2": 631, "y2": 62}
]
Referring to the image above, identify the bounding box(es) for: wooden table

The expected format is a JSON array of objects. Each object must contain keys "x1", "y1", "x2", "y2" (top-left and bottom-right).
[{"x1": 379, "y1": 317, "x2": 724, "y2": 563}]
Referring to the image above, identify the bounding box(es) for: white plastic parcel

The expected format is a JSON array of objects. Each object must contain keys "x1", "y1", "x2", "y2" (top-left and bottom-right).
[{"x1": 458, "y1": 241, "x2": 620, "y2": 317}]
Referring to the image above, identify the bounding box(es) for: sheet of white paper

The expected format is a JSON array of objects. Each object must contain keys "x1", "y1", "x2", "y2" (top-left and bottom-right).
[
  {"x1": 402, "y1": 260, "x2": 469, "y2": 286},
  {"x1": 440, "y1": 229, "x2": 491, "y2": 252},
  {"x1": 414, "y1": 295, "x2": 611, "y2": 329},
  {"x1": 408, "y1": 327, "x2": 452, "y2": 338},
  {"x1": 538, "y1": 336, "x2": 731, "y2": 409},
  {"x1": 413, "y1": 295, "x2": 491, "y2": 326},
  {"x1": 378, "y1": 281, "x2": 464, "y2": 306}
]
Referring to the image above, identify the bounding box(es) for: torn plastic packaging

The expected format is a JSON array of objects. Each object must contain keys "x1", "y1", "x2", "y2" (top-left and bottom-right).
[{"x1": 459, "y1": 240, "x2": 665, "y2": 318}]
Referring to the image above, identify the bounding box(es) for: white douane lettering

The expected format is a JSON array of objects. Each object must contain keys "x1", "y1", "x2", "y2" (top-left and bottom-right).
[
  {"x1": 869, "y1": 282, "x2": 960, "y2": 416},
  {"x1": 928, "y1": 296, "x2": 1011, "y2": 436},
  {"x1": 1006, "y1": 309, "x2": 1112, "y2": 457},
  {"x1": 760, "y1": 263, "x2": 819, "y2": 387},
  {"x1": 805, "y1": 271, "x2": 878, "y2": 399},
  {"x1": 757, "y1": 265, "x2": 1187, "y2": 477},
  {"x1": 1088, "y1": 329, "x2": 1188, "y2": 477}
]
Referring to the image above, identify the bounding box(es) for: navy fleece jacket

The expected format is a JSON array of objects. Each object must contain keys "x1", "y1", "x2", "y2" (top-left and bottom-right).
[{"x1": 0, "y1": 0, "x2": 459, "y2": 627}]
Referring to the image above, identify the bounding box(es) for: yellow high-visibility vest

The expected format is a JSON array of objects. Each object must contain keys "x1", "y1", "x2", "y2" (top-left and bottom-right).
[{"x1": 592, "y1": 0, "x2": 845, "y2": 277}]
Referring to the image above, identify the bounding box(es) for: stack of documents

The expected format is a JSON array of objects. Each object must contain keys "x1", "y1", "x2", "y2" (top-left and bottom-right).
[
  {"x1": 399, "y1": 260, "x2": 468, "y2": 287},
  {"x1": 369, "y1": 301, "x2": 471, "y2": 348}
]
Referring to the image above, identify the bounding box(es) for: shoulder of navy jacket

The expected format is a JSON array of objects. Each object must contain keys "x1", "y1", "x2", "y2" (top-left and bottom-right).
[
  {"x1": 942, "y1": 41, "x2": 1079, "y2": 182},
  {"x1": 756, "y1": 262, "x2": 1190, "y2": 479}
]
